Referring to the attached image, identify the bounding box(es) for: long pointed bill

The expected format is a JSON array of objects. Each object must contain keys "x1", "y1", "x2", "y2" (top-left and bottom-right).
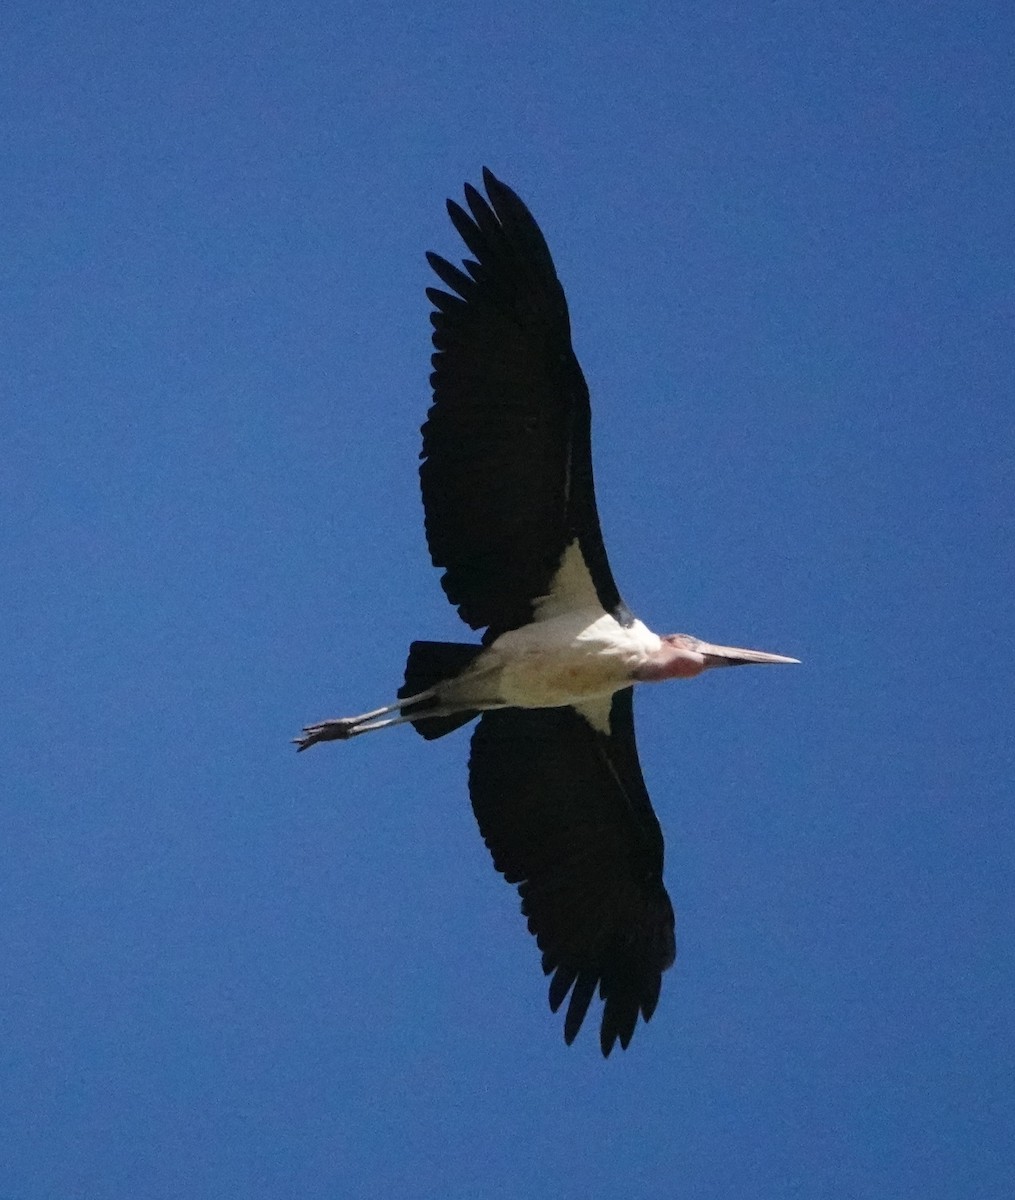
[{"x1": 698, "y1": 642, "x2": 801, "y2": 668}]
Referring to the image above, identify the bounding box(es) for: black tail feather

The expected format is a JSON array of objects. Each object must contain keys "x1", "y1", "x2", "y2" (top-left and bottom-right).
[{"x1": 398, "y1": 641, "x2": 483, "y2": 740}]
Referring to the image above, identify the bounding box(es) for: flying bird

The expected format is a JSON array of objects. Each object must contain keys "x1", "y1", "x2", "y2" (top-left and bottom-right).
[{"x1": 296, "y1": 169, "x2": 798, "y2": 1056}]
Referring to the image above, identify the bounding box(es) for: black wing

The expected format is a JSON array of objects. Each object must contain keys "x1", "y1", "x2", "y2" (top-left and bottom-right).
[
  {"x1": 422, "y1": 168, "x2": 626, "y2": 637},
  {"x1": 468, "y1": 688, "x2": 676, "y2": 1055}
]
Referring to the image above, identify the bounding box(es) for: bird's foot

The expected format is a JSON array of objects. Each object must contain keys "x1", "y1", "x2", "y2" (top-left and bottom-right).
[{"x1": 293, "y1": 718, "x2": 361, "y2": 751}]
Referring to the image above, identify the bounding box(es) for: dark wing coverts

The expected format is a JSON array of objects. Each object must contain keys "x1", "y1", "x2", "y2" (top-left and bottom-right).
[
  {"x1": 423, "y1": 168, "x2": 624, "y2": 636},
  {"x1": 469, "y1": 689, "x2": 676, "y2": 1054}
]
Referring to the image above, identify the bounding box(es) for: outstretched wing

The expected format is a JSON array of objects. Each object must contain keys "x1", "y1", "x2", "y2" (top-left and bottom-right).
[
  {"x1": 422, "y1": 168, "x2": 625, "y2": 637},
  {"x1": 468, "y1": 688, "x2": 676, "y2": 1055}
]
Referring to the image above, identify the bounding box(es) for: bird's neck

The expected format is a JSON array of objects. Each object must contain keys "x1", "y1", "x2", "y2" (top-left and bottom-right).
[{"x1": 633, "y1": 643, "x2": 706, "y2": 682}]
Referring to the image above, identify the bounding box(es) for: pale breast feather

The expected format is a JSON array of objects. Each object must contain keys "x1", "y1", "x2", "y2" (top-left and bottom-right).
[{"x1": 490, "y1": 612, "x2": 662, "y2": 709}]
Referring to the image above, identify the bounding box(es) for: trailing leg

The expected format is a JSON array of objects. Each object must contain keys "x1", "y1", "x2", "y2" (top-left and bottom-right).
[
  {"x1": 294, "y1": 686, "x2": 438, "y2": 750},
  {"x1": 294, "y1": 640, "x2": 499, "y2": 750}
]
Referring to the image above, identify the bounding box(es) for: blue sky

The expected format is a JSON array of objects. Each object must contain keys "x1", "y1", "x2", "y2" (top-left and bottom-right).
[{"x1": 3, "y1": 2, "x2": 1013, "y2": 1196}]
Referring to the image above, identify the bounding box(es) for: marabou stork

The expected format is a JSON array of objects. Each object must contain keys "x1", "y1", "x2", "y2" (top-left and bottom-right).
[{"x1": 296, "y1": 169, "x2": 798, "y2": 1056}]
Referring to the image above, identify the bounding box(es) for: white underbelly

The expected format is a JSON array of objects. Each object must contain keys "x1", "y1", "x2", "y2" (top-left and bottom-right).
[
  {"x1": 497, "y1": 651, "x2": 629, "y2": 707},
  {"x1": 475, "y1": 610, "x2": 662, "y2": 709}
]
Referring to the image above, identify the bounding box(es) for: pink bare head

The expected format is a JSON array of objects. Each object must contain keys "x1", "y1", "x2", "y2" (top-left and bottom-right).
[{"x1": 636, "y1": 634, "x2": 800, "y2": 682}]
